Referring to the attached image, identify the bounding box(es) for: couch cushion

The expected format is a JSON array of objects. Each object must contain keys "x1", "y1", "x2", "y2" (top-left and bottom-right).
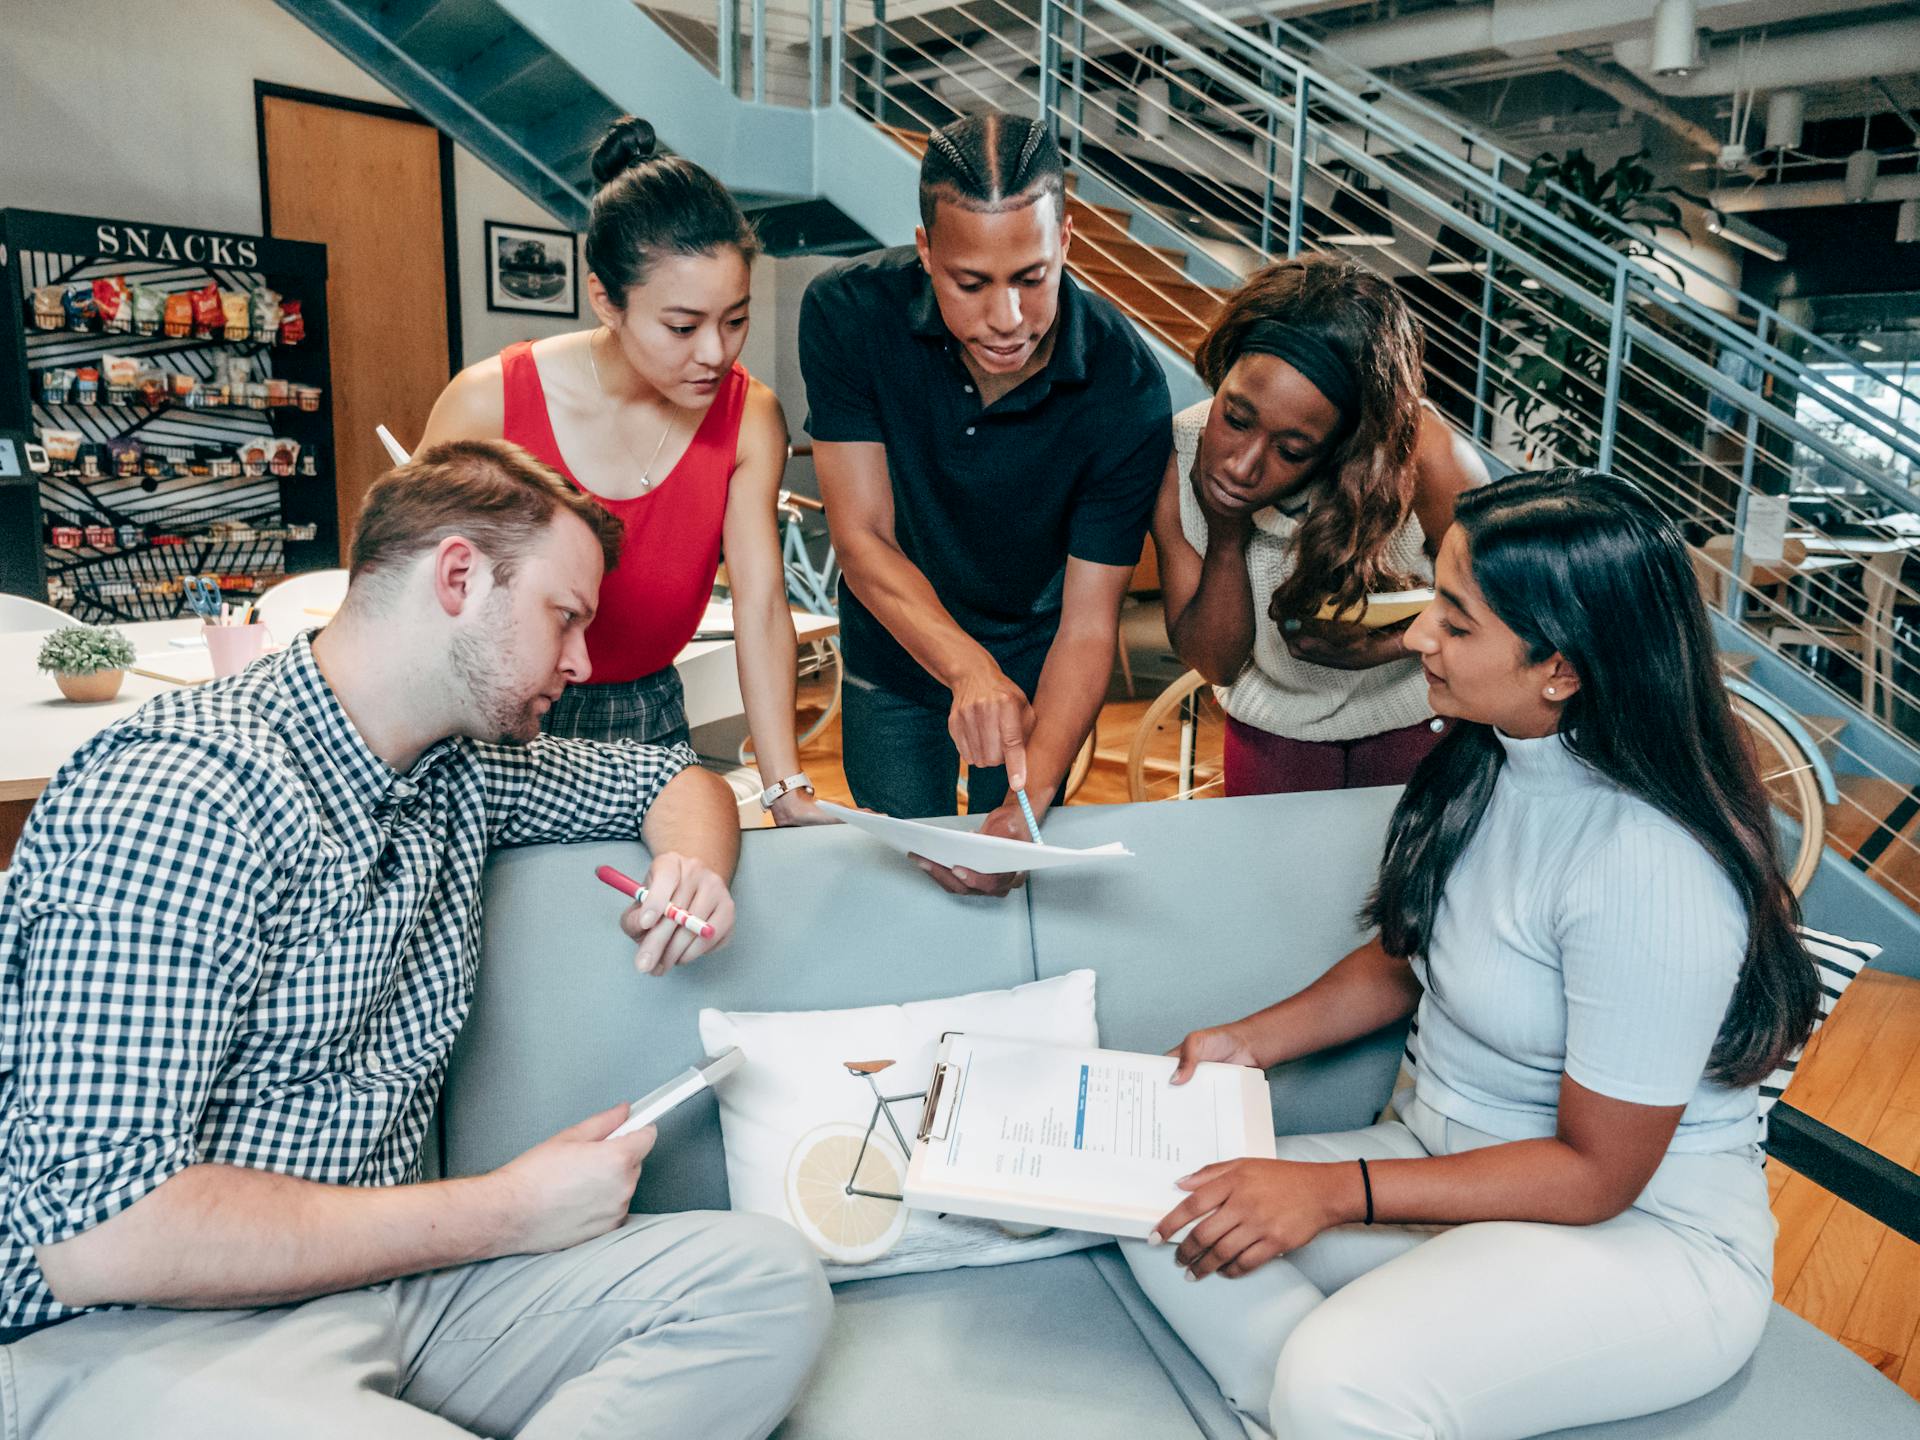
[
  {"x1": 1543, "y1": 1304, "x2": 1917, "y2": 1437},
  {"x1": 775, "y1": 1252, "x2": 1216, "y2": 1439},
  {"x1": 1092, "y1": 1241, "x2": 1917, "y2": 1438},
  {"x1": 444, "y1": 824, "x2": 1038, "y2": 1214},
  {"x1": 1031, "y1": 792, "x2": 1409, "y2": 1137}
]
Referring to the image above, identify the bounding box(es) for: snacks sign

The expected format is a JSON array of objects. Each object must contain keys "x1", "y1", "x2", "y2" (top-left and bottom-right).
[{"x1": 93, "y1": 222, "x2": 259, "y2": 269}]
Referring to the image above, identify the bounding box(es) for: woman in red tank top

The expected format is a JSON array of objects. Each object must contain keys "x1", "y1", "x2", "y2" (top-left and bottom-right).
[{"x1": 420, "y1": 116, "x2": 826, "y2": 826}]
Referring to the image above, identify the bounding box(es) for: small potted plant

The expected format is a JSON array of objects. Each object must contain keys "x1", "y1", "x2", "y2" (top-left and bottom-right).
[{"x1": 36, "y1": 624, "x2": 137, "y2": 703}]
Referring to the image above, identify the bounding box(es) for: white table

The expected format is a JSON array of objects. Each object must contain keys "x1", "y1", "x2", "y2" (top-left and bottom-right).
[{"x1": 0, "y1": 606, "x2": 837, "y2": 804}]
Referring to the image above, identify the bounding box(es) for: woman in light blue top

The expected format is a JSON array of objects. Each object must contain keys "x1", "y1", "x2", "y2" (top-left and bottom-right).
[{"x1": 1125, "y1": 468, "x2": 1821, "y2": 1438}]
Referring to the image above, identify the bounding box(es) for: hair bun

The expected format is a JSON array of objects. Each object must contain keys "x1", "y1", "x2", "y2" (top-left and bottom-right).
[{"x1": 591, "y1": 116, "x2": 659, "y2": 186}]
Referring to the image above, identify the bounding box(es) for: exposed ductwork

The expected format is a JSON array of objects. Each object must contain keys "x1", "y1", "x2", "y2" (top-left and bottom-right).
[
  {"x1": 1323, "y1": 0, "x2": 1915, "y2": 89},
  {"x1": 1711, "y1": 171, "x2": 1920, "y2": 210},
  {"x1": 1613, "y1": 14, "x2": 1920, "y2": 96}
]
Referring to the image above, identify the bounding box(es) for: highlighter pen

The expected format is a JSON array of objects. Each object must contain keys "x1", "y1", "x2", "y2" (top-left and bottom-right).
[
  {"x1": 1013, "y1": 787, "x2": 1045, "y2": 846},
  {"x1": 594, "y1": 864, "x2": 717, "y2": 941}
]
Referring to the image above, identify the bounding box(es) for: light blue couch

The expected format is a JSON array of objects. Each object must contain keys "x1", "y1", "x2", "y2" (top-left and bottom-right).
[{"x1": 442, "y1": 791, "x2": 1918, "y2": 1438}]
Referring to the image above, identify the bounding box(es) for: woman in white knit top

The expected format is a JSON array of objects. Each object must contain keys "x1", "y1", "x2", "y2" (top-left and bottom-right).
[
  {"x1": 1152, "y1": 256, "x2": 1487, "y2": 794},
  {"x1": 1127, "y1": 470, "x2": 1822, "y2": 1437}
]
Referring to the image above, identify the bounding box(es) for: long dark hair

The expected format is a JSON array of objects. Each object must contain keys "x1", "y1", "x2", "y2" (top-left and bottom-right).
[
  {"x1": 1366, "y1": 469, "x2": 1818, "y2": 1088},
  {"x1": 1194, "y1": 255, "x2": 1426, "y2": 621},
  {"x1": 585, "y1": 116, "x2": 760, "y2": 299}
]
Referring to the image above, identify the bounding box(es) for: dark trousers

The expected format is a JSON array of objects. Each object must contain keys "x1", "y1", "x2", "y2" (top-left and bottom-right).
[
  {"x1": 1223, "y1": 713, "x2": 1449, "y2": 796},
  {"x1": 840, "y1": 670, "x2": 1015, "y2": 819}
]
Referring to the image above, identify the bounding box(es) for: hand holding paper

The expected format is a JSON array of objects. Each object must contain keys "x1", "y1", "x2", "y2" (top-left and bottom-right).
[{"x1": 817, "y1": 802, "x2": 1132, "y2": 875}]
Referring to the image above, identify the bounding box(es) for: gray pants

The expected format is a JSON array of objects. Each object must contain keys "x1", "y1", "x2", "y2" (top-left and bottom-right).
[{"x1": 1, "y1": 1211, "x2": 830, "y2": 1439}]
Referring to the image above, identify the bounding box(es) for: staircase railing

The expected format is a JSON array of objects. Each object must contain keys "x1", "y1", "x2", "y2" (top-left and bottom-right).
[{"x1": 636, "y1": 0, "x2": 1920, "y2": 904}]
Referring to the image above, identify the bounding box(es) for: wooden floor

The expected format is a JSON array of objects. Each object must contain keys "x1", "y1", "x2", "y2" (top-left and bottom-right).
[{"x1": 795, "y1": 698, "x2": 1920, "y2": 1400}]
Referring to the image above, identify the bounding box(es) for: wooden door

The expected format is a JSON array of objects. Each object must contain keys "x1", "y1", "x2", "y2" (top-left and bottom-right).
[{"x1": 260, "y1": 90, "x2": 455, "y2": 549}]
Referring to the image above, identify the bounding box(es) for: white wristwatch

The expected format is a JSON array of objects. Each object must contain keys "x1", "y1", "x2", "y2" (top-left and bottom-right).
[{"x1": 759, "y1": 772, "x2": 816, "y2": 811}]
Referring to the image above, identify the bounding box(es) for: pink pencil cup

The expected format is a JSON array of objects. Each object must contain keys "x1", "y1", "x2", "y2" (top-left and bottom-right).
[{"x1": 204, "y1": 622, "x2": 270, "y2": 679}]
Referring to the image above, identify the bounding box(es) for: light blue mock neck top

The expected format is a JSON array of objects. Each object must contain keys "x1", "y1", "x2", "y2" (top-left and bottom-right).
[{"x1": 1409, "y1": 729, "x2": 1760, "y2": 1154}]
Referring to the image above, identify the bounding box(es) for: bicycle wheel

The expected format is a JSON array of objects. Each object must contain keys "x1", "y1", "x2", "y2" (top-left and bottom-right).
[
  {"x1": 1127, "y1": 670, "x2": 1228, "y2": 802},
  {"x1": 1061, "y1": 731, "x2": 1096, "y2": 802},
  {"x1": 1728, "y1": 693, "x2": 1827, "y2": 896},
  {"x1": 739, "y1": 636, "x2": 844, "y2": 767}
]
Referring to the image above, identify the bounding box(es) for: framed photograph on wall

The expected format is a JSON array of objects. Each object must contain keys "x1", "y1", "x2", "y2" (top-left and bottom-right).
[{"x1": 486, "y1": 221, "x2": 578, "y2": 317}]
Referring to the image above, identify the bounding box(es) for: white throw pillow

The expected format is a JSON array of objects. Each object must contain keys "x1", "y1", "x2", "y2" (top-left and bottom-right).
[{"x1": 699, "y1": 969, "x2": 1105, "y2": 1281}]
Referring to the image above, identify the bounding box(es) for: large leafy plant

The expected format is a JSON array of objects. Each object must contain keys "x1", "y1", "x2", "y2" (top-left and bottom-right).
[{"x1": 1496, "y1": 149, "x2": 1703, "y2": 479}]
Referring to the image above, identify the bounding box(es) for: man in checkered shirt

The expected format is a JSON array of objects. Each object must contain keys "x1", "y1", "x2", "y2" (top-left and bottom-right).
[{"x1": 0, "y1": 441, "x2": 829, "y2": 1436}]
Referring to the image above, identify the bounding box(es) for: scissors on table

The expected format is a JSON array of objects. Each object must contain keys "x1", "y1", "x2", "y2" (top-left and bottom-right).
[{"x1": 183, "y1": 575, "x2": 223, "y2": 622}]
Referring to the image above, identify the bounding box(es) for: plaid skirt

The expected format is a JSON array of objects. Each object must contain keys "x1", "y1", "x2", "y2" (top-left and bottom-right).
[{"x1": 540, "y1": 666, "x2": 690, "y2": 747}]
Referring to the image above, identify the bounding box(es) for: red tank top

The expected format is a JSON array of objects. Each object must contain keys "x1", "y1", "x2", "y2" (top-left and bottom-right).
[{"x1": 500, "y1": 341, "x2": 747, "y2": 684}]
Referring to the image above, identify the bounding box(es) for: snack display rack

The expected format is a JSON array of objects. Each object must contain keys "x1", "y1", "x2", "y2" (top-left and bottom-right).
[{"x1": 0, "y1": 208, "x2": 336, "y2": 623}]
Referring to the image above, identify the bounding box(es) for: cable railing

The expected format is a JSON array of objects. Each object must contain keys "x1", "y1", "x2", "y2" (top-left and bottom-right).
[{"x1": 627, "y1": 0, "x2": 1920, "y2": 827}]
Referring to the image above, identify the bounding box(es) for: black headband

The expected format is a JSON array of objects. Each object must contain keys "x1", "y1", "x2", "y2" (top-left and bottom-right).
[{"x1": 1237, "y1": 319, "x2": 1361, "y2": 430}]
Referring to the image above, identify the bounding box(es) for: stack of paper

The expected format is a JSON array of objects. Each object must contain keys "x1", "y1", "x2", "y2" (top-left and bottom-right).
[{"x1": 903, "y1": 1034, "x2": 1274, "y2": 1238}]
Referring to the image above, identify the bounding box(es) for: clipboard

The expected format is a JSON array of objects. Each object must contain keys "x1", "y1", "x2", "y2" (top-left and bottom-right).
[{"x1": 902, "y1": 1032, "x2": 1274, "y2": 1239}]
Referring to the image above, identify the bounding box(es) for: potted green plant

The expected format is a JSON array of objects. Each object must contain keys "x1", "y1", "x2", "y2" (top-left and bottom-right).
[{"x1": 36, "y1": 623, "x2": 137, "y2": 703}]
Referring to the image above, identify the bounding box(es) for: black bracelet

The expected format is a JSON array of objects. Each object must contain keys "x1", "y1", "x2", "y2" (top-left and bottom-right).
[{"x1": 1357, "y1": 1157, "x2": 1375, "y2": 1226}]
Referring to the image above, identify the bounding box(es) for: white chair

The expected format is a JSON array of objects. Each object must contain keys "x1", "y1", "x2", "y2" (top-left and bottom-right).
[
  {"x1": 1767, "y1": 549, "x2": 1907, "y2": 723},
  {"x1": 0, "y1": 594, "x2": 71, "y2": 634},
  {"x1": 254, "y1": 569, "x2": 349, "y2": 648}
]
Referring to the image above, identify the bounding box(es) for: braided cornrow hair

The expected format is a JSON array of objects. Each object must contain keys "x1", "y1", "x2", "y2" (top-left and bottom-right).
[{"x1": 918, "y1": 112, "x2": 1066, "y2": 229}]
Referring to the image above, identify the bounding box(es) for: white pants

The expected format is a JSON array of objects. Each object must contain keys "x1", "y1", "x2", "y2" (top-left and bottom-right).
[
  {"x1": 1122, "y1": 1097, "x2": 1775, "y2": 1440},
  {"x1": 0, "y1": 1211, "x2": 831, "y2": 1440}
]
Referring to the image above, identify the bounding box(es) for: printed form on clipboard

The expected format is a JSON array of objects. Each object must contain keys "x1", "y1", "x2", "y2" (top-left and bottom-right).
[{"x1": 903, "y1": 1034, "x2": 1275, "y2": 1239}]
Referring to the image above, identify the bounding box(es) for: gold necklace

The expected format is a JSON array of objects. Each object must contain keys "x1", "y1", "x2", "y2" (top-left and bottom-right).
[{"x1": 588, "y1": 329, "x2": 676, "y2": 493}]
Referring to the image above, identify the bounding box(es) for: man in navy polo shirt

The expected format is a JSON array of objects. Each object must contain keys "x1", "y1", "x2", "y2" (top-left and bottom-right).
[{"x1": 800, "y1": 112, "x2": 1172, "y2": 894}]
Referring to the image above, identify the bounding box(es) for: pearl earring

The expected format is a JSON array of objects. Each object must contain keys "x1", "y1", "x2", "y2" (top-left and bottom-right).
[{"x1": 1546, "y1": 686, "x2": 1558, "y2": 697}]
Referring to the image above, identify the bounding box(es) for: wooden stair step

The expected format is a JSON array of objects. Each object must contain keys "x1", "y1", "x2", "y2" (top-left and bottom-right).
[
  {"x1": 1072, "y1": 241, "x2": 1198, "y2": 281},
  {"x1": 1066, "y1": 196, "x2": 1142, "y2": 237},
  {"x1": 1720, "y1": 650, "x2": 1758, "y2": 680},
  {"x1": 1077, "y1": 277, "x2": 1219, "y2": 330}
]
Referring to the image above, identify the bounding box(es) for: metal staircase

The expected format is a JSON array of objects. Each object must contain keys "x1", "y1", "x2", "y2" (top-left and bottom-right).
[{"x1": 273, "y1": 0, "x2": 1920, "y2": 943}]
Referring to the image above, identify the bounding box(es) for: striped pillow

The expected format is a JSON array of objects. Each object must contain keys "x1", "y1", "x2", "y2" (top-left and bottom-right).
[
  {"x1": 1393, "y1": 926, "x2": 1880, "y2": 1119},
  {"x1": 1757, "y1": 926, "x2": 1880, "y2": 1116}
]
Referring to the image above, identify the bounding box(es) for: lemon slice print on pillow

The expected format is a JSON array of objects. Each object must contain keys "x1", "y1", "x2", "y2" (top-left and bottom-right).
[{"x1": 785, "y1": 1122, "x2": 909, "y2": 1264}]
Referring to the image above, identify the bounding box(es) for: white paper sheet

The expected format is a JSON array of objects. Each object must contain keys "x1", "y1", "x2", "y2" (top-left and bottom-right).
[
  {"x1": 816, "y1": 801, "x2": 1133, "y2": 874},
  {"x1": 904, "y1": 1034, "x2": 1274, "y2": 1238}
]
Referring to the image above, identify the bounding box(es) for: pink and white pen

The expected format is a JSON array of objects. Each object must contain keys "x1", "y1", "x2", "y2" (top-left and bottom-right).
[{"x1": 594, "y1": 864, "x2": 717, "y2": 942}]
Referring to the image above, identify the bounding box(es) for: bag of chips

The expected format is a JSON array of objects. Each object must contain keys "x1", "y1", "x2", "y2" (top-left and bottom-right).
[
  {"x1": 32, "y1": 286, "x2": 64, "y2": 330},
  {"x1": 269, "y1": 438, "x2": 301, "y2": 477},
  {"x1": 130, "y1": 284, "x2": 165, "y2": 335},
  {"x1": 278, "y1": 299, "x2": 305, "y2": 346},
  {"x1": 190, "y1": 283, "x2": 223, "y2": 337},
  {"x1": 94, "y1": 277, "x2": 131, "y2": 333},
  {"x1": 163, "y1": 290, "x2": 194, "y2": 337},
  {"x1": 252, "y1": 286, "x2": 282, "y2": 341},
  {"x1": 40, "y1": 429, "x2": 83, "y2": 463},
  {"x1": 63, "y1": 283, "x2": 97, "y2": 331},
  {"x1": 100, "y1": 354, "x2": 143, "y2": 390},
  {"x1": 221, "y1": 290, "x2": 250, "y2": 341},
  {"x1": 109, "y1": 437, "x2": 143, "y2": 478},
  {"x1": 73, "y1": 367, "x2": 99, "y2": 405}
]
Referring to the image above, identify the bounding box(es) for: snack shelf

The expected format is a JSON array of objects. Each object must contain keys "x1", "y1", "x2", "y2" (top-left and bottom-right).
[{"x1": 1, "y1": 206, "x2": 336, "y2": 619}]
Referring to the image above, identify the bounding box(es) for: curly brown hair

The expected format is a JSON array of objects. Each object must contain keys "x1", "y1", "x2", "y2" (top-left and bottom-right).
[{"x1": 1194, "y1": 255, "x2": 1426, "y2": 622}]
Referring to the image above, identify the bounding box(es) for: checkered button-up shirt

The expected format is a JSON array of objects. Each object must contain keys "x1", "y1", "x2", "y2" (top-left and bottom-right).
[{"x1": 0, "y1": 634, "x2": 694, "y2": 1331}]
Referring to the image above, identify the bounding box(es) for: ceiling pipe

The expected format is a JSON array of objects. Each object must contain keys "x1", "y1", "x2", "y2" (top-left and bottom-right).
[
  {"x1": 1614, "y1": 16, "x2": 1920, "y2": 97},
  {"x1": 1711, "y1": 171, "x2": 1920, "y2": 211},
  {"x1": 1322, "y1": 0, "x2": 1905, "y2": 75}
]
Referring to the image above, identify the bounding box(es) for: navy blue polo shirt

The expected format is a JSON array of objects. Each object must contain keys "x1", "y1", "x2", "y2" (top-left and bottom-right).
[{"x1": 799, "y1": 246, "x2": 1172, "y2": 707}]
